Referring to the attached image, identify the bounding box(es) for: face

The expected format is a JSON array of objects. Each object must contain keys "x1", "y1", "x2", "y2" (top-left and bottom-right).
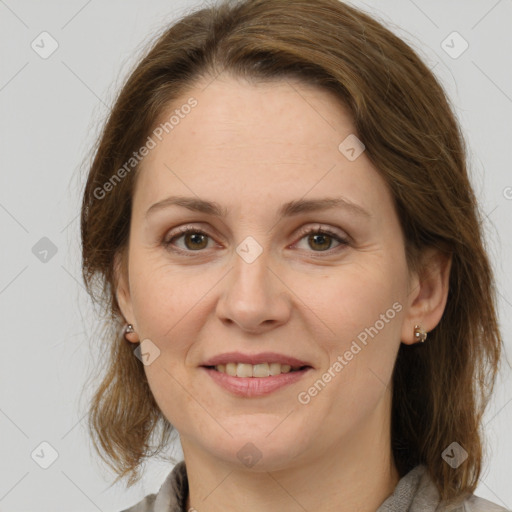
[{"x1": 116, "y1": 74, "x2": 421, "y2": 472}]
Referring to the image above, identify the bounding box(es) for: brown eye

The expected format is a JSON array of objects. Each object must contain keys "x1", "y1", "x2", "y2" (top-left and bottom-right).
[
  {"x1": 182, "y1": 232, "x2": 209, "y2": 250},
  {"x1": 295, "y1": 227, "x2": 349, "y2": 253},
  {"x1": 164, "y1": 228, "x2": 213, "y2": 252},
  {"x1": 307, "y1": 233, "x2": 335, "y2": 251}
]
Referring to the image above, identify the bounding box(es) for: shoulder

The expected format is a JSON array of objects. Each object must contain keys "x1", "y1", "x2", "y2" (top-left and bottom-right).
[
  {"x1": 118, "y1": 461, "x2": 188, "y2": 512},
  {"x1": 119, "y1": 493, "x2": 157, "y2": 512},
  {"x1": 448, "y1": 495, "x2": 510, "y2": 512},
  {"x1": 414, "y1": 465, "x2": 510, "y2": 512},
  {"x1": 382, "y1": 464, "x2": 510, "y2": 512}
]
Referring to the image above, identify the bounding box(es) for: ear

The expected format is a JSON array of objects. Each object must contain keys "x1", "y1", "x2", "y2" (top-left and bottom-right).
[
  {"x1": 400, "y1": 246, "x2": 452, "y2": 345},
  {"x1": 114, "y1": 249, "x2": 139, "y2": 343}
]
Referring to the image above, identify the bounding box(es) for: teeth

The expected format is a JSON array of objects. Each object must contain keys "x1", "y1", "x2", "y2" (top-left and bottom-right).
[
  {"x1": 226, "y1": 363, "x2": 237, "y2": 376},
  {"x1": 269, "y1": 362, "x2": 281, "y2": 376},
  {"x1": 237, "y1": 363, "x2": 253, "y2": 378},
  {"x1": 253, "y1": 363, "x2": 270, "y2": 377},
  {"x1": 214, "y1": 362, "x2": 297, "y2": 377}
]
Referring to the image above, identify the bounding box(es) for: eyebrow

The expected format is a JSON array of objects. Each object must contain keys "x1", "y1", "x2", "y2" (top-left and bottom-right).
[{"x1": 145, "y1": 195, "x2": 371, "y2": 220}]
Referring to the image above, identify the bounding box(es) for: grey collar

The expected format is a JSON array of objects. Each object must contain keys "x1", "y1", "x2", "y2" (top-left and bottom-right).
[{"x1": 126, "y1": 460, "x2": 507, "y2": 512}]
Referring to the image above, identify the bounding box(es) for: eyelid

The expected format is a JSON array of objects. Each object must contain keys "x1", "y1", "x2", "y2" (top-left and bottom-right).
[
  {"x1": 293, "y1": 223, "x2": 350, "y2": 245},
  {"x1": 163, "y1": 225, "x2": 218, "y2": 255},
  {"x1": 290, "y1": 226, "x2": 350, "y2": 256}
]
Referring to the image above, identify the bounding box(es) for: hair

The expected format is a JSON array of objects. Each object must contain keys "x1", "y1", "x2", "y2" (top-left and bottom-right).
[{"x1": 80, "y1": 0, "x2": 504, "y2": 503}]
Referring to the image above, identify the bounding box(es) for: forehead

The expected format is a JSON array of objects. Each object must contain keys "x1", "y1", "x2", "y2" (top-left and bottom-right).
[{"x1": 133, "y1": 75, "x2": 393, "y2": 221}]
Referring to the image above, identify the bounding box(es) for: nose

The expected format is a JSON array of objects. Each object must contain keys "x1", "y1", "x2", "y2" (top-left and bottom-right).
[{"x1": 216, "y1": 247, "x2": 292, "y2": 334}]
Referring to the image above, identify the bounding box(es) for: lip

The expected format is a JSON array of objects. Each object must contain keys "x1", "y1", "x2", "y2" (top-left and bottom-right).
[
  {"x1": 201, "y1": 351, "x2": 312, "y2": 368},
  {"x1": 202, "y1": 366, "x2": 312, "y2": 397}
]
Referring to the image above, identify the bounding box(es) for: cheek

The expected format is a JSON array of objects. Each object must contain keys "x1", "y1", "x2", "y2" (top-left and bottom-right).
[
  {"x1": 127, "y1": 256, "x2": 219, "y2": 370},
  {"x1": 131, "y1": 275, "x2": 178, "y2": 338},
  {"x1": 302, "y1": 262, "x2": 403, "y2": 352},
  {"x1": 128, "y1": 249, "x2": 197, "y2": 339},
  {"x1": 298, "y1": 263, "x2": 403, "y2": 426}
]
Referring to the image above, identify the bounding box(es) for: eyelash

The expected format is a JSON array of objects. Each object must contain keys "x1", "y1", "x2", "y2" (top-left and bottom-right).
[{"x1": 162, "y1": 225, "x2": 350, "y2": 257}]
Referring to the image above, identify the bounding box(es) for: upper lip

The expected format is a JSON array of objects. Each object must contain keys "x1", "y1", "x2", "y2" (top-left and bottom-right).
[{"x1": 201, "y1": 351, "x2": 312, "y2": 368}]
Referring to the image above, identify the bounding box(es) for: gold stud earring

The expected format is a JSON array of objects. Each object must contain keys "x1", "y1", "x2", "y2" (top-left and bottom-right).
[{"x1": 414, "y1": 325, "x2": 427, "y2": 343}]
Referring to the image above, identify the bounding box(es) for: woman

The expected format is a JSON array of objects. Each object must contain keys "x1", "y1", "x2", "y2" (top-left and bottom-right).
[{"x1": 80, "y1": 0, "x2": 509, "y2": 510}]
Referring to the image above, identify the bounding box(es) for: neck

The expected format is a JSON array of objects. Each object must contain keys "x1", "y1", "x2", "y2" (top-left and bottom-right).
[{"x1": 183, "y1": 393, "x2": 400, "y2": 512}]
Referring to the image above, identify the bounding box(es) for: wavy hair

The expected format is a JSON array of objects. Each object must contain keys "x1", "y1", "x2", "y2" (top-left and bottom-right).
[{"x1": 80, "y1": 0, "x2": 503, "y2": 502}]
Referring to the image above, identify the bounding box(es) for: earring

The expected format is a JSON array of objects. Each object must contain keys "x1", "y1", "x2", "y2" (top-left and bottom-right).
[
  {"x1": 414, "y1": 325, "x2": 427, "y2": 343},
  {"x1": 124, "y1": 323, "x2": 139, "y2": 343}
]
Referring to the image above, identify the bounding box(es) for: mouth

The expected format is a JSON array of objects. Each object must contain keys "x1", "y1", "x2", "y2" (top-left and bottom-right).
[
  {"x1": 203, "y1": 362, "x2": 310, "y2": 377},
  {"x1": 200, "y1": 352, "x2": 313, "y2": 397}
]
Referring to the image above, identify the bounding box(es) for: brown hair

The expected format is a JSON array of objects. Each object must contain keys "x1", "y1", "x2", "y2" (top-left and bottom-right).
[{"x1": 80, "y1": 0, "x2": 504, "y2": 502}]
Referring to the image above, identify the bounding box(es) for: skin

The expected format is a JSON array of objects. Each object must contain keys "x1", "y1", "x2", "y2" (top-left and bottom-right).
[{"x1": 116, "y1": 73, "x2": 451, "y2": 512}]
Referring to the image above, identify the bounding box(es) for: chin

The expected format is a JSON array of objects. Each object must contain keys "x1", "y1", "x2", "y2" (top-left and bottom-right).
[{"x1": 196, "y1": 418, "x2": 310, "y2": 471}]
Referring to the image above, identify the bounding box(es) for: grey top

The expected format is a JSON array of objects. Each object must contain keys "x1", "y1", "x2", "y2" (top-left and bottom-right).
[{"x1": 121, "y1": 461, "x2": 510, "y2": 512}]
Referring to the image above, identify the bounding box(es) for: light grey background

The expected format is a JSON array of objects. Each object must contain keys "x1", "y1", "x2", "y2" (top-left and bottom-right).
[{"x1": 1, "y1": 0, "x2": 511, "y2": 510}]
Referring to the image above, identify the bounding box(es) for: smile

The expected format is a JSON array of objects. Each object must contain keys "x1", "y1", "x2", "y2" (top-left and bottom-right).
[
  {"x1": 210, "y1": 362, "x2": 305, "y2": 377},
  {"x1": 202, "y1": 365, "x2": 312, "y2": 397}
]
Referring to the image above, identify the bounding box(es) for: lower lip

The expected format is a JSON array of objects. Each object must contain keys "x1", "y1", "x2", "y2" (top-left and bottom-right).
[{"x1": 202, "y1": 367, "x2": 312, "y2": 397}]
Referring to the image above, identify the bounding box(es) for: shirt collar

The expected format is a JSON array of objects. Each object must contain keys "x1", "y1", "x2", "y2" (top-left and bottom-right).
[{"x1": 151, "y1": 461, "x2": 442, "y2": 512}]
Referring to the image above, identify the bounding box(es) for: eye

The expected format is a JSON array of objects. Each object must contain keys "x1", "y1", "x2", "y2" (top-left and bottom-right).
[
  {"x1": 163, "y1": 226, "x2": 215, "y2": 253},
  {"x1": 163, "y1": 224, "x2": 349, "y2": 256},
  {"x1": 294, "y1": 226, "x2": 349, "y2": 253}
]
